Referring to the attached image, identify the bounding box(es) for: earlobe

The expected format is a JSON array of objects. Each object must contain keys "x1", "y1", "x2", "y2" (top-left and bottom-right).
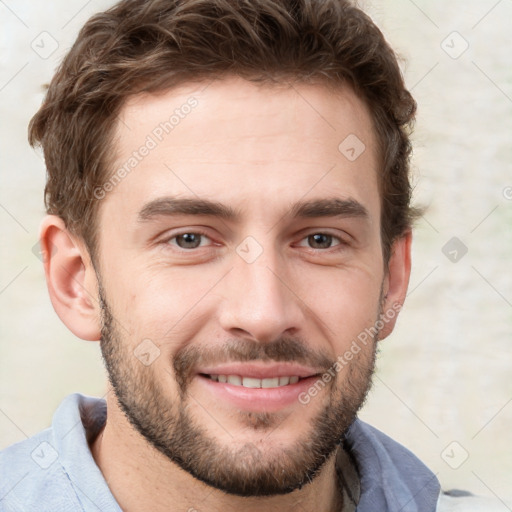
[
  {"x1": 39, "y1": 215, "x2": 101, "y2": 341},
  {"x1": 379, "y1": 230, "x2": 412, "y2": 340}
]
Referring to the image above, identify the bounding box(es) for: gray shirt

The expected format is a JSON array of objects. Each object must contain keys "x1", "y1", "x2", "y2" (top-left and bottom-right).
[{"x1": 0, "y1": 393, "x2": 501, "y2": 511}]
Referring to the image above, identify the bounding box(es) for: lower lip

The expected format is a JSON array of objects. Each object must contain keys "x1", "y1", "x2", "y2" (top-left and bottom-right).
[{"x1": 195, "y1": 374, "x2": 320, "y2": 412}]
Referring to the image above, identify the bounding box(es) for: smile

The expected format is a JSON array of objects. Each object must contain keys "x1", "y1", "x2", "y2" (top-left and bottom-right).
[
  {"x1": 194, "y1": 362, "x2": 325, "y2": 411},
  {"x1": 203, "y1": 374, "x2": 301, "y2": 388},
  {"x1": 195, "y1": 366, "x2": 324, "y2": 412}
]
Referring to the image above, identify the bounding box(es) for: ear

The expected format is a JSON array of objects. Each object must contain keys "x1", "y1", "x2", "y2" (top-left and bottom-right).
[
  {"x1": 39, "y1": 215, "x2": 101, "y2": 341},
  {"x1": 378, "y1": 230, "x2": 412, "y2": 340}
]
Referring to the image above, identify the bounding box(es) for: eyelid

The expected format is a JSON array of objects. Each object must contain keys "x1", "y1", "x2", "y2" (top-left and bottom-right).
[
  {"x1": 295, "y1": 230, "x2": 350, "y2": 248},
  {"x1": 161, "y1": 228, "x2": 216, "y2": 248},
  {"x1": 156, "y1": 227, "x2": 351, "y2": 252},
  {"x1": 297, "y1": 234, "x2": 341, "y2": 249}
]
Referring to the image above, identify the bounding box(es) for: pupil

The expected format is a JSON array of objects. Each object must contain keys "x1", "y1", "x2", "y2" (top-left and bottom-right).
[
  {"x1": 177, "y1": 233, "x2": 201, "y2": 248},
  {"x1": 309, "y1": 234, "x2": 331, "y2": 249}
]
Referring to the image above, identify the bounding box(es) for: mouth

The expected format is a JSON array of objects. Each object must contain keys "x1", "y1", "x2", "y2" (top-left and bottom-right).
[
  {"x1": 200, "y1": 374, "x2": 305, "y2": 388},
  {"x1": 194, "y1": 363, "x2": 325, "y2": 412}
]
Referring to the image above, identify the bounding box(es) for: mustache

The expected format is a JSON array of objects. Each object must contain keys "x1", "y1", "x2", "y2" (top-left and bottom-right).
[{"x1": 173, "y1": 337, "x2": 334, "y2": 392}]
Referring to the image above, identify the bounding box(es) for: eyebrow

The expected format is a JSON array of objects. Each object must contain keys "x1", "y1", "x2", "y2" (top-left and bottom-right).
[
  {"x1": 289, "y1": 198, "x2": 369, "y2": 220},
  {"x1": 137, "y1": 196, "x2": 369, "y2": 222},
  {"x1": 138, "y1": 197, "x2": 240, "y2": 222}
]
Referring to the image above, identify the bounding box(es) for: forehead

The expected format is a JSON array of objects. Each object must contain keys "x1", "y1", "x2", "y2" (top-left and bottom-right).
[{"x1": 104, "y1": 76, "x2": 380, "y2": 224}]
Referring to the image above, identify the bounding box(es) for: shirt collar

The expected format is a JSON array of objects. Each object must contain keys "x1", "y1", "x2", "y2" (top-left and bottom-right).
[
  {"x1": 54, "y1": 394, "x2": 440, "y2": 512},
  {"x1": 344, "y1": 419, "x2": 440, "y2": 512}
]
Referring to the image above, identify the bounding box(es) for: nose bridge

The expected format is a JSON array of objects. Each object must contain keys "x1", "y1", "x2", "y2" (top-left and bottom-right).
[
  {"x1": 218, "y1": 239, "x2": 302, "y2": 342},
  {"x1": 243, "y1": 256, "x2": 284, "y2": 309}
]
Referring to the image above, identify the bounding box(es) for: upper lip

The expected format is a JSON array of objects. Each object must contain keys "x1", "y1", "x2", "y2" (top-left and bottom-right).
[{"x1": 196, "y1": 363, "x2": 322, "y2": 379}]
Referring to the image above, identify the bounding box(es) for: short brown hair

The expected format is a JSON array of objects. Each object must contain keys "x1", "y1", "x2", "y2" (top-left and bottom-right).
[{"x1": 29, "y1": 0, "x2": 418, "y2": 263}]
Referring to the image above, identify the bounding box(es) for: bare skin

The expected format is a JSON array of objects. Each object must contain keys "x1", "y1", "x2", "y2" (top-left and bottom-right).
[{"x1": 41, "y1": 77, "x2": 411, "y2": 512}]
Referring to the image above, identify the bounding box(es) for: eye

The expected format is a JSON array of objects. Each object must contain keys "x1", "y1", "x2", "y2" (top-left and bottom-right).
[
  {"x1": 298, "y1": 233, "x2": 342, "y2": 250},
  {"x1": 168, "y1": 232, "x2": 212, "y2": 249}
]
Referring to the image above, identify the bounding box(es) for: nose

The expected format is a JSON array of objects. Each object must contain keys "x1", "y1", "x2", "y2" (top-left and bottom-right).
[{"x1": 217, "y1": 248, "x2": 304, "y2": 343}]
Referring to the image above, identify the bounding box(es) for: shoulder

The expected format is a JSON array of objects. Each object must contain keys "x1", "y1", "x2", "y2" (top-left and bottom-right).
[
  {"x1": 347, "y1": 418, "x2": 438, "y2": 476},
  {"x1": 0, "y1": 428, "x2": 82, "y2": 511},
  {"x1": 345, "y1": 419, "x2": 441, "y2": 511},
  {"x1": 437, "y1": 490, "x2": 511, "y2": 511},
  {"x1": 0, "y1": 393, "x2": 107, "y2": 512}
]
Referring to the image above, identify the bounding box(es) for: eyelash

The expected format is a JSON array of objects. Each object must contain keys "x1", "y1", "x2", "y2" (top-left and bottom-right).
[
  {"x1": 163, "y1": 230, "x2": 347, "y2": 252},
  {"x1": 166, "y1": 230, "x2": 215, "y2": 250}
]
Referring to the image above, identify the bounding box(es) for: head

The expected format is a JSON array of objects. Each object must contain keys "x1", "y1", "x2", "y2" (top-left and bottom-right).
[{"x1": 33, "y1": 0, "x2": 417, "y2": 498}]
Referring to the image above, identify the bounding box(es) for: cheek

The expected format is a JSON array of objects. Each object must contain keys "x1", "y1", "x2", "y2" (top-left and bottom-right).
[
  {"x1": 299, "y1": 267, "x2": 382, "y2": 348},
  {"x1": 116, "y1": 266, "x2": 221, "y2": 348}
]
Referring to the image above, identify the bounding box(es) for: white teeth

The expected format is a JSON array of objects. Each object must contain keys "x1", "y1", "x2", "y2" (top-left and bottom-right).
[
  {"x1": 208, "y1": 374, "x2": 301, "y2": 388},
  {"x1": 242, "y1": 377, "x2": 261, "y2": 388},
  {"x1": 261, "y1": 377, "x2": 279, "y2": 388},
  {"x1": 227, "y1": 375, "x2": 242, "y2": 386}
]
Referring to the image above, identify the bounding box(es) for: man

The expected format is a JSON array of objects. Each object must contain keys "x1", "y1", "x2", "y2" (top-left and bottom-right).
[{"x1": 0, "y1": 1, "x2": 502, "y2": 511}]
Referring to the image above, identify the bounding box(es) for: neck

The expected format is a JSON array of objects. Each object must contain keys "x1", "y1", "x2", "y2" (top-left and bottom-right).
[{"x1": 91, "y1": 394, "x2": 344, "y2": 512}]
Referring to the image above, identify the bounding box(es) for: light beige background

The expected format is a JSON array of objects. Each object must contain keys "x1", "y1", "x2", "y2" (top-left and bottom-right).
[{"x1": 1, "y1": 0, "x2": 511, "y2": 502}]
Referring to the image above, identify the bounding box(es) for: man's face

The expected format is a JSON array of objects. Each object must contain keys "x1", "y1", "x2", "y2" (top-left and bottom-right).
[{"x1": 95, "y1": 77, "x2": 386, "y2": 496}]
